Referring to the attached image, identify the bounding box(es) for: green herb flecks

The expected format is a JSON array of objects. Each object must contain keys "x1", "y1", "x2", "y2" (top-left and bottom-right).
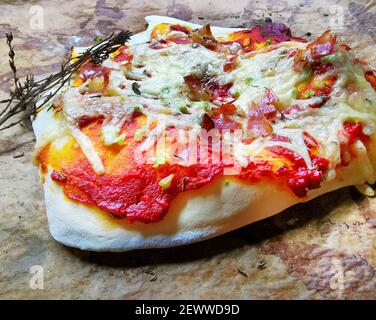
[
  {"x1": 303, "y1": 90, "x2": 316, "y2": 99},
  {"x1": 292, "y1": 88, "x2": 299, "y2": 99},
  {"x1": 179, "y1": 106, "x2": 189, "y2": 114},
  {"x1": 301, "y1": 67, "x2": 313, "y2": 82},
  {"x1": 132, "y1": 82, "x2": 141, "y2": 95},
  {"x1": 244, "y1": 77, "x2": 253, "y2": 85}
]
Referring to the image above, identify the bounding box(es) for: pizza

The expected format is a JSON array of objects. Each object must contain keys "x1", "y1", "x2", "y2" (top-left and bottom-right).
[{"x1": 32, "y1": 15, "x2": 376, "y2": 251}]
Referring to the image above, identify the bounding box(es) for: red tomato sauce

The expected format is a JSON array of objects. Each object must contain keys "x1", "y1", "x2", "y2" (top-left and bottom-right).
[
  {"x1": 39, "y1": 115, "x2": 353, "y2": 223},
  {"x1": 343, "y1": 121, "x2": 369, "y2": 145}
]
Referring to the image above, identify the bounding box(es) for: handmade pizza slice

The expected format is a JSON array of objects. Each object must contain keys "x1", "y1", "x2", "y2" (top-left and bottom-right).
[{"x1": 32, "y1": 16, "x2": 376, "y2": 251}]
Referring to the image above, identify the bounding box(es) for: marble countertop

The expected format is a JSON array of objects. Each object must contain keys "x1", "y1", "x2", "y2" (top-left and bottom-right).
[{"x1": 0, "y1": 0, "x2": 375, "y2": 299}]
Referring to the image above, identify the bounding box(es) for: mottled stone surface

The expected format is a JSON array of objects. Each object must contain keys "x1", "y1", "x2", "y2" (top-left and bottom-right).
[{"x1": 0, "y1": 0, "x2": 375, "y2": 299}]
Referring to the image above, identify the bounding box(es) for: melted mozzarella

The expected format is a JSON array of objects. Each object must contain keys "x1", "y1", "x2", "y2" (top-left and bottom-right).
[
  {"x1": 44, "y1": 25, "x2": 376, "y2": 176},
  {"x1": 227, "y1": 46, "x2": 302, "y2": 112}
]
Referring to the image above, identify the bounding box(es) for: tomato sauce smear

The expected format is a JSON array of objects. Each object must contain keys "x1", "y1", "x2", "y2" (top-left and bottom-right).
[
  {"x1": 41, "y1": 116, "x2": 338, "y2": 224},
  {"x1": 51, "y1": 160, "x2": 225, "y2": 223}
]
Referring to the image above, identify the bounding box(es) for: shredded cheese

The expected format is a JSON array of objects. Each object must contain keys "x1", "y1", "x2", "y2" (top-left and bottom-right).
[{"x1": 40, "y1": 23, "x2": 376, "y2": 177}]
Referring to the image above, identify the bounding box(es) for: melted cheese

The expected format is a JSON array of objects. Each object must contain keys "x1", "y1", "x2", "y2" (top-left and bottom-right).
[
  {"x1": 227, "y1": 46, "x2": 303, "y2": 112},
  {"x1": 38, "y1": 23, "x2": 376, "y2": 176},
  {"x1": 69, "y1": 125, "x2": 105, "y2": 174}
]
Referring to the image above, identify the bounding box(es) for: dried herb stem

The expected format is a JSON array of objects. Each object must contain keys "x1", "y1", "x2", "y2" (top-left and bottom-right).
[{"x1": 0, "y1": 30, "x2": 131, "y2": 130}]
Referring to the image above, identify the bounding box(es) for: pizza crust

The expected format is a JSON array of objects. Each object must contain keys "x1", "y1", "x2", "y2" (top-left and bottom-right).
[
  {"x1": 33, "y1": 16, "x2": 376, "y2": 251},
  {"x1": 42, "y1": 157, "x2": 372, "y2": 252}
]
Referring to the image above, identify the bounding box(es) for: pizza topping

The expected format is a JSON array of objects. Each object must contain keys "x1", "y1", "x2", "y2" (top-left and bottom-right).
[
  {"x1": 343, "y1": 121, "x2": 369, "y2": 145},
  {"x1": 77, "y1": 115, "x2": 98, "y2": 129},
  {"x1": 191, "y1": 24, "x2": 226, "y2": 52},
  {"x1": 169, "y1": 37, "x2": 192, "y2": 45},
  {"x1": 183, "y1": 75, "x2": 213, "y2": 101},
  {"x1": 211, "y1": 113, "x2": 241, "y2": 130},
  {"x1": 303, "y1": 131, "x2": 318, "y2": 149},
  {"x1": 365, "y1": 70, "x2": 376, "y2": 92},
  {"x1": 245, "y1": 88, "x2": 280, "y2": 137},
  {"x1": 226, "y1": 21, "x2": 294, "y2": 52},
  {"x1": 223, "y1": 55, "x2": 240, "y2": 72},
  {"x1": 247, "y1": 108, "x2": 273, "y2": 137},
  {"x1": 271, "y1": 134, "x2": 291, "y2": 143},
  {"x1": 73, "y1": 62, "x2": 111, "y2": 90},
  {"x1": 69, "y1": 125, "x2": 105, "y2": 174},
  {"x1": 35, "y1": 20, "x2": 376, "y2": 223},
  {"x1": 287, "y1": 169, "x2": 322, "y2": 197},
  {"x1": 51, "y1": 170, "x2": 67, "y2": 183},
  {"x1": 159, "y1": 174, "x2": 174, "y2": 189},
  {"x1": 111, "y1": 45, "x2": 133, "y2": 63},
  {"x1": 131, "y1": 82, "x2": 141, "y2": 95},
  {"x1": 183, "y1": 75, "x2": 234, "y2": 104},
  {"x1": 282, "y1": 104, "x2": 305, "y2": 115},
  {"x1": 311, "y1": 156, "x2": 329, "y2": 171},
  {"x1": 201, "y1": 113, "x2": 215, "y2": 130},
  {"x1": 102, "y1": 125, "x2": 126, "y2": 146},
  {"x1": 307, "y1": 30, "x2": 337, "y2": 60},
  {"x1": 170, "y1": 24, "x2": 191, "y2": 34}
]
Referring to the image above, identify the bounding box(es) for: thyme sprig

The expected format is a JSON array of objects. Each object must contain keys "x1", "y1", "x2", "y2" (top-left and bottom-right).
[{"x1": 0, "y1": 30, "x2": 131, "y2": 130}]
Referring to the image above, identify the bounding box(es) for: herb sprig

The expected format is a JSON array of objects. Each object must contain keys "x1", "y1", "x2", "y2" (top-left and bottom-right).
[{"x1": 0, "y1": 30, "x2": 131, "y2": 131}]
